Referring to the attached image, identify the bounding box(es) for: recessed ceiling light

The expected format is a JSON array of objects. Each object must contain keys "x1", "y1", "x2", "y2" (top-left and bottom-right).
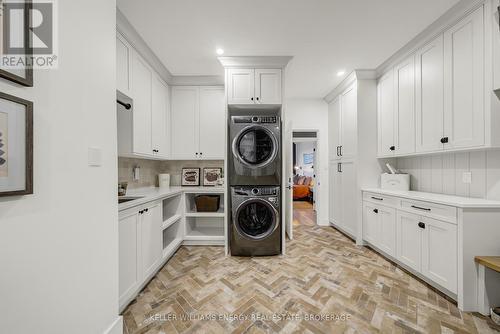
[
  {"x1": 337, "y1": 70, "x2": 346, "y2": 77},
  {"x1": 216, "y1": 48, "x2": 224, "y2": 55}
]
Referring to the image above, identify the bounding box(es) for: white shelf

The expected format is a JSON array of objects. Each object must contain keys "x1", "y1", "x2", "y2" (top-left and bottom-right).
[
  {"x1": 185, "y1": 225, "x2": 224, "y2": 239},
  {"x1": 162, "y1": 237, "x2": 183, "y2": 259},
  {"x1": 162, "y1": 214, "x2": 182, "y2": 230},
  {"x1": 185, "y1": 212, "x2": 225, "y2": 218}
]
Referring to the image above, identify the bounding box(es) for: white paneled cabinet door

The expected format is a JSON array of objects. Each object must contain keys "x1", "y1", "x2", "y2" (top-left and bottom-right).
[
  {"x1": 131, "y1": 53, "x2": 153, "y2": 155},
  {"x1": 141, "y1": 203, "x2": 162, "y2": 279},
  {"x1": 329, "y1": 163, "x2": 343, "y2": 226},
  {"x1": 228, "y1": 69, "x2": 255, "y2": 104},
  {"x1": 340, "y1": 84, "x2": 357, "y2": 159},
  {"x1": 339, "y1": 161, "x2": 356, "y2": 236},
  {"x1": 328, "y1": 98, "x2": 341, "y2": 161},
  {"x1": 151, "y1": 76, "x2": 169, "y2": 158},
  {"x1": 396, "y1": 211, "x2": 422, "y2": 272},
  {"x1": 171, "y1": 87, "x2": 199, "y2": 159},
  {"x1": 395, "y1": 56, "x2": 416, "y2": 155},
  {"x1": 116, "y1": 33, "x2": 131, "y2": 95},
  {"x1": 199, "y1": 87, "x2": 225, "y2": 159},
  {"x1": 377, "y1": 71, "x2": 395, "y2": 157},
  {"x1": 362, "y1": 202, "x2": 379, "y2": 245},
  {"x1": 444, "y1": 6, "x2": 484, "y2": 150},
  {"x1": 255, "y1": 69, "x2": 282, "y2": 104},
  {"x1": 119, "y1": 212, "x2": 139, "y2": 304},
  {"x1": 415, "y1": 35, "x2": 444, "y2": 153},
  {"x1": 421, "y1": 217, "x2": 458, "y2": 293},
  {"x1": 378, "y1": 206, "x2": 396, "y2": 257}
]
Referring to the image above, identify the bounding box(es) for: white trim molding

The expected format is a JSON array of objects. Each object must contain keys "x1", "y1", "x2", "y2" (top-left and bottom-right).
[
  {"x1": 323, "y1": 70, "x2": 376, "y2": 103},
  {"x1": 218, "y1": 56, "x2": 293, "y2": 69},
  {"x1": 102, "y1": 316, "x2": 123, "y2": 334}
]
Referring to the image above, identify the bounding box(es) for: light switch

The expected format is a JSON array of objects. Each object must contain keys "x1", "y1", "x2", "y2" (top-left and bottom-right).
[
  {"x1": 462, "y1": 172, "x2": 472, "y2": 184},
  {"x1": 88, "y1": 147, "x2": 102, "y2": 167}
]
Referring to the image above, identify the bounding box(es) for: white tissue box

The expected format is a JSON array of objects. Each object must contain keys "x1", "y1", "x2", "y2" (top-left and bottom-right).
[{"x1": 381, "y1": 173, "x2": 410, "y2": 191}]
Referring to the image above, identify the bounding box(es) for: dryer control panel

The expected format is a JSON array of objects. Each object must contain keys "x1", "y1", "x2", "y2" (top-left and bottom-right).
[{"x1": 232, "y1": 116, "x2": 279, "y2": 124}]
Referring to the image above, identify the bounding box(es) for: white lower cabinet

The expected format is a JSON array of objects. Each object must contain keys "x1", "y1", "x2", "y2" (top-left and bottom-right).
[
  {"x1": 329, "y1": 160, "x2": 357, "y2": 237},
  {"x1": 140, "y1": 203, "x2": 162, "y2": 279},
  {"x1": 396, "y1": 211, "x2": 422, "y2": 272},
  {"x1": 118, "y1": 211, "x2": 140, "y2": 306},
  {"x1": 362, "y1": 202, "x2": 396, "y2": 257}
]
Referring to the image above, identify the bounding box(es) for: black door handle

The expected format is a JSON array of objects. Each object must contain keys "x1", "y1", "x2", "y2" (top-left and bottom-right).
[
  {"x1": 337, "y1": 163, "x2": 342, "y2": 173},
  {"x1": 440, "y1": 137, "x2": 449, "y2": 144},
  {"x1": 336, "y1": 146, "x2": 340, "y2": 156},
  {"x1": 411, "y1": 205, "x2": 431, "y2": 211},
  {"x1": 339, "y1": 145, "x2": 343, "y2": 156},
  {"x1": 418, "y1": 222, "x2": 426, "y2": 229},
  {"x1": 371, "y1": 197, "x2": 383, "y2": 201},
  {"x1": 373, "y1": 209, "x2": 378, "y2": 213},
  {"x1": 390, "y1": 146, "x2": 395, "y2": 151}
]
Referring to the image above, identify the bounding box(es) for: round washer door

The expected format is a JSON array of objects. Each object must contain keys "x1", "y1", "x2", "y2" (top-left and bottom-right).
[
  {"x1": 232, "y1": 126, "x2": 278, "y2": 169},
  {"x1": 234, "y1": 199, "x2": 278, "y2": 240}
]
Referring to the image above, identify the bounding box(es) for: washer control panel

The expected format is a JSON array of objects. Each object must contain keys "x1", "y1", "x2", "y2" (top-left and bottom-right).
[
  {"x1": 232, "y1": 186, "x2": 280, "y2": 197},
  {"x1": 232, "y1": 116, "x2": 279, "y2": 124}
]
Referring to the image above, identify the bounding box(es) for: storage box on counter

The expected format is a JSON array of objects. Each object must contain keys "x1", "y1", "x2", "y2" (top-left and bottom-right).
[{"x1": 381, "y1": 173, "x2": 410, "y2": 191}]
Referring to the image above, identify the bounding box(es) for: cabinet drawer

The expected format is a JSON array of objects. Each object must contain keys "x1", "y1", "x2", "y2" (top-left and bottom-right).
[
  {"x1": 400, "y1": 199, "x2": 457, "y2": 224},
  {"x1": 363, "y1": 192, "x2": 399, "y2": 208}
]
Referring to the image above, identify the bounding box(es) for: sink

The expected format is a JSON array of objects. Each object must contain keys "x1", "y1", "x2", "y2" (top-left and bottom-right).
[{"x1": 118, "y1": 196, "x2": 143, "y2": 204}]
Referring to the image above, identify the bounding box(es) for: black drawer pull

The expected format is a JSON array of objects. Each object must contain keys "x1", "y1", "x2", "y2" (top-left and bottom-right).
[
  {"x1": 418, "y1": 222, "x2": 426, "y2": 229},
  {"x1": 373, "y1": 209, "x2": 378, "y2": 213},
  {"x1": 411, "y1": 205, "x2": 431, "y2": 211},
  {"x1": 371, "y1": 196, "x2": 383, "y2": 201}
]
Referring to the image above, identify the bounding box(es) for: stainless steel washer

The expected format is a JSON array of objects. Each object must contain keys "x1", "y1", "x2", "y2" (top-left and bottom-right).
[
  {"x1": 230, "y1": 186, "x2": 281, "y2": 256},
  {"x1": 228, "y1": 115, "x2": 281, "y2": 185}
]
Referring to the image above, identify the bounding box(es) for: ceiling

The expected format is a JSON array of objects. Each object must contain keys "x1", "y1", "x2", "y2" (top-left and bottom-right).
[{"x1": 117, "y1": 0, "x2": 460, "y2": 99}]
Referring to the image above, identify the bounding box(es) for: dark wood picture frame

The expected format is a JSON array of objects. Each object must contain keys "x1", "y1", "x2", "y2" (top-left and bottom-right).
[
  {"x1": 0, "y1": 91, "x2": 33, "y2": 197},
  {"x1": 181, "y1": 168, "x2": 200, "y2": 186},
  {"x1": 0, "y1": 0, "x2": 34, "y2": 87}
]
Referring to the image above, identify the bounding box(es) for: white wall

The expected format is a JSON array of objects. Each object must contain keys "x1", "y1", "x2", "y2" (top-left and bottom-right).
[
  {"x1": 0, "y1": 1, "x2": 120, "y2": 334},
  {"x1": 294, "y1": 141, "x2": 316, "y2": 177},
  {"x1": 286, "y1": 98, "x2": 329, "y2": 225},
  {"x1": 397, "y1": 150, "x2": 500, "y2": 200}
]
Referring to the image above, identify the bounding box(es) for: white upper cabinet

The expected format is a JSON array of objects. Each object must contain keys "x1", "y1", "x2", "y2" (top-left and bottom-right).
[
  {"x1": 394, "y1": 56, "x2": 416, "y2": 155},
  {"x1": 171, "y1": 86, "x2": 225, "y2": 160},
  {"x1": 377, "y1": 71, "x2": 395, "y2": 157},
  {"x1": 255, "y1": 69, "x2": 282, "y2": 104},
  {"x1": 415, "y1": 34, "x2": 444, "y2": 153},
  {"x1": 116, "y1": 33, "x2": 131, "y2": 96},
  {"x1": 151, "y1": 75, "x2": 170, "y2": 158},
  {"x1": 171, "y1": 87, "x2": 199, "y2": 159},
  {"x1": 444, "y1": 6, "x2": 484, "y2": 150},
  {"x1": 198, "y1": 87, "x2": 225, "y2": 159},
  {"x1": 131, "y1": 53, "x2": 153, "y2": 156},
  {"x1": 227, "y1": 68, "x2": 282, "y2": 105},
  {"x1": 328, "y1": 97, "x2": 341, "y2": 160},
  {"x1": 340, "y1": 84, "x2": 357, "y2": 159}
]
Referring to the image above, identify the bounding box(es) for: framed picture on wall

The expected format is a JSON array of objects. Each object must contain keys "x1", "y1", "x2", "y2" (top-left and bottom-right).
[
  {"x1": 0, "y1": 0, "x2": 34, "y2": 87},
  {"x1": 181, "y1": 168, "x2": 200, "y2": 186},
  {"x1": 303, "y1": 153, "x2": 314, "y2": 165},
  {"x1": 0, "y1": 91, "x2": 33, "y2": 197},
  {"x1": 203, "y1": 168, "x2": 222, "y2": 186}
]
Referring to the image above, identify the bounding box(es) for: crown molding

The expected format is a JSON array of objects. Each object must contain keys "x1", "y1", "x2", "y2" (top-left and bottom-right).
[
  {"x1": 170, "y1": 75, "x2": 224, "y2": 86},
  {"x1": 218, "y1": 56, "x2": 293, "y2": 69},
  {"x1": 323, "y1": 70, "x2": 377, "y2": 103}
]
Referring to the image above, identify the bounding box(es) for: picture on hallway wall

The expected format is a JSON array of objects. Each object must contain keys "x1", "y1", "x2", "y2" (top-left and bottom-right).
[
  {"x1": 303, "y1": 153, "x2": 314, "y2": 165},
  {"x1": 0, "y1": 92, "x2": 33, "y2": 197},
  {"x1": 203, "y1": 168, "x2": 222, "y2": 186},
  {"x1": 181, "y1": 168, "x2": 200, "y2": 186}
]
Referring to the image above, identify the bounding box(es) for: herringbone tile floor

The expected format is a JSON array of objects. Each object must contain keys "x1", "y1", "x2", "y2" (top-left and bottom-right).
[{"x1": 123, "y1": 203, "x2": 500, "y2": 334}]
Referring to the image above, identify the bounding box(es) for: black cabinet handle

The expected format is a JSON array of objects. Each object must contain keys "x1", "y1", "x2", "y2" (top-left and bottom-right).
[
  {"x1": 390, "y1": 146, "x2": 395, "y2": 151},
  {"x1": 256, "y1": 97, "x2": 259, "y2": 101},
  {"x1": 336, "y1": 146, "x2": 340, "y2": 156},
  {"x1": 200, "y1": 152, "x2": 203, "y2": 155},
  {"x1": 373, "y1": 209, "x2": 378, "y2": 213},
  {"x1": 440, "y1": 137, "x2": 449, "y2": 144},
  {"x1": 337, "y1": 163, "x2": 342, "y2": 173},
  {"x1": 371, "y1": 196, "x2": 383, "y2": 201},
  {"x1": 418, "y1": 222, "x2": 426, "y2": 229},
  {"x1": 251, "y1": 97, "x2": 254, "y2": 101},
  {"x1": 195, "y1": 152, "x2": 198, "y2": 155},
  {"x1": 411, "y1": 205, "x2": 431, "y2": 211},
  {"x1": 139, "y1": 210, "x2": 144, "y2": 214},
  {"x1": 339, "y1": 145, "x2": 343, "y2": 156},
  {"x1": 144, "y1": 208, "x2": 149, "y2": 212}
]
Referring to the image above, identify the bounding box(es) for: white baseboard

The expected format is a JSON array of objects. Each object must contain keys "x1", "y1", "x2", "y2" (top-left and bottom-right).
[
  {"x1": 317, "y1": 218, "x2": 330, "y2": 226},
  {"x1": 103, "y1": 316, "x2": 123, "y2": 334}
]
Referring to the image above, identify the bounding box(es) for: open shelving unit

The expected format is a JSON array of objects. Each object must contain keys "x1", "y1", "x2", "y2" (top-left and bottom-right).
[
  {"x1": 183, "y1": 191, "x2": 225, "y2": 245},
  {"x1": 161, "y1": 194, "x2": 183, "y2": 259}
]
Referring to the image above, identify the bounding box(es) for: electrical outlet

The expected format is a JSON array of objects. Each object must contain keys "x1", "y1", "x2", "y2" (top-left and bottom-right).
[{"x1": 462, "y1": 172, "x2": 472, "y2": 184}]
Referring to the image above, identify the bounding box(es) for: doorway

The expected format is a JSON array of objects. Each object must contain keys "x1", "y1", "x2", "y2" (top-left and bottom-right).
[{"x1": 291, "y1": 131, "x2": 318, "y2": 227}]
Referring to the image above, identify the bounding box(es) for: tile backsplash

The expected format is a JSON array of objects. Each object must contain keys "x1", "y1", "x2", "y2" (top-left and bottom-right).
[{"x1": 118, "y1": 157, "x2": 224, "y2": 189}]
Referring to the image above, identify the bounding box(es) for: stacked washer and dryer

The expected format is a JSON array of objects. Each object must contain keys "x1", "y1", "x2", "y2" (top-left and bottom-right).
[{"x1": 228, "y1": 112, "x2": 282, "y2": 256}]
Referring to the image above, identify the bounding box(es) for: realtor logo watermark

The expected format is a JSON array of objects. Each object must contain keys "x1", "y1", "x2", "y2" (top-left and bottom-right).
[{"x1": 1, "y1": 0, "x2": 58, "y2": 69}]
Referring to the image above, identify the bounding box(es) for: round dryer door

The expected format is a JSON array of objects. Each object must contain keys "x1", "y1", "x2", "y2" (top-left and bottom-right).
[
  {"x1": 235, "y1": 199, "x2": 278, "y2": 240},
  {"x1": 233, "y1": 126, "x2": 278, "y2": 168}
]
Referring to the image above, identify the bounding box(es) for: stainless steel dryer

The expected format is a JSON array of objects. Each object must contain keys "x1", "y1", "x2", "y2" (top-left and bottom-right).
[
  {"x1": 228, "y1": 115, "x2": 281, "y2": 185},
  {"x1": 230, "y1": 186, "x2": 281, "y2": 256}
]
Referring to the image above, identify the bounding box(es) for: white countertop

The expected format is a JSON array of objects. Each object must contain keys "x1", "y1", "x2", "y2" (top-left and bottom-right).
[
  {"x1": 362, "y1": 188, "x2": 500, "y2": 209},
  {"x1": 119, "y1": 186, "x2": 225, "y2": 211}
]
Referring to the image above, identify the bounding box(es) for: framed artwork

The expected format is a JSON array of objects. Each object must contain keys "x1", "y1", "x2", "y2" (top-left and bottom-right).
[
  {"x1": 203, "y1": 168, "x2": 222, "y2": 186},
  {"x1": 303, "y1": 153, "x2": 314, "y2": 165},
  {"x1": 0, "y1": 91, "x2": 33, "y2": 197},
  {"x1": 0, "y1": 0, "x2": 34, "y2": 86},
  {"x1": 181, "y1": 168, "x2": 200, "y2": 186}
]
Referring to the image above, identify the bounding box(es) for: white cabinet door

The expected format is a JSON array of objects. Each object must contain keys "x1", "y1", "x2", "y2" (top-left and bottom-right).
[
  {"x1": 444, "y1": 6, "x2": 484, "y2": 150},
  {"x1": 255, "y1": 69, "x2": 281, "y2": 104},
  {"x1": 199, "y1": 87, "x2": 225, "y2": 159},
  {"x1": 339, "y1": 161, "x2": 356, "y2": 236},
  {"x1": 116, "y1": 34, "x2": 131, "y2": 96},
  {"x1": 119, "y1": 212, "x2": 139, "y2": 305},
  {"x1": 329, "y1": 162, "x2": 343, "y2": 226},
  {"x1": 395, "y1": 56, "x2": 416, "y2": 155},
  {"x1": 131, "y1": 53, "x2": 153, "y2": 155},
  {"x1": 227, "y1": 69, "x2": 255, "y2": 104},
  {"x1": 171, "y1": 87, "x2": 199, "y2": 159},
  {"x1": 328, "y1": 98, "x2": 341, "y2": 161},
  {"x1": 140, "y1": 203, "x2": 162, "y2": 280},
  {"x1": 396, "y1": 211, "x2": 422, "y2": 272},
  {"x1": 377, "y1": 70, "x2": 395, "y2": 157},
  {"x1": 378, "y1": 205, "x2": 396, "y2": 257},
  {"x1": 151, "y1": 75, "x2": 169, "y2": 158},
  {"x1": 421, "y1": 217, "x2": 457, "y2": 293},
  {"x1": 415, "y1": 35, "x2": 444, "y2": 153},
  {"x1": 340, "y1": 84, "x2": 357, "y2": 159},
  {"x1": 362, "y1": 202, "x2": 379, "y2": 245}
]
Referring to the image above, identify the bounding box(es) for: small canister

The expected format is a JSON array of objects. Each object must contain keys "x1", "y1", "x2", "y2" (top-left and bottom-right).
[{"x1": 158, "y1": 174, "x2": 170, "y2": 188}]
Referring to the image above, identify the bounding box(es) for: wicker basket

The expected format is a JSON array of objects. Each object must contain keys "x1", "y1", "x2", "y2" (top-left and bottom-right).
[{"x1": 195, "y1": 195, "x2": 220, "y2": 212}]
